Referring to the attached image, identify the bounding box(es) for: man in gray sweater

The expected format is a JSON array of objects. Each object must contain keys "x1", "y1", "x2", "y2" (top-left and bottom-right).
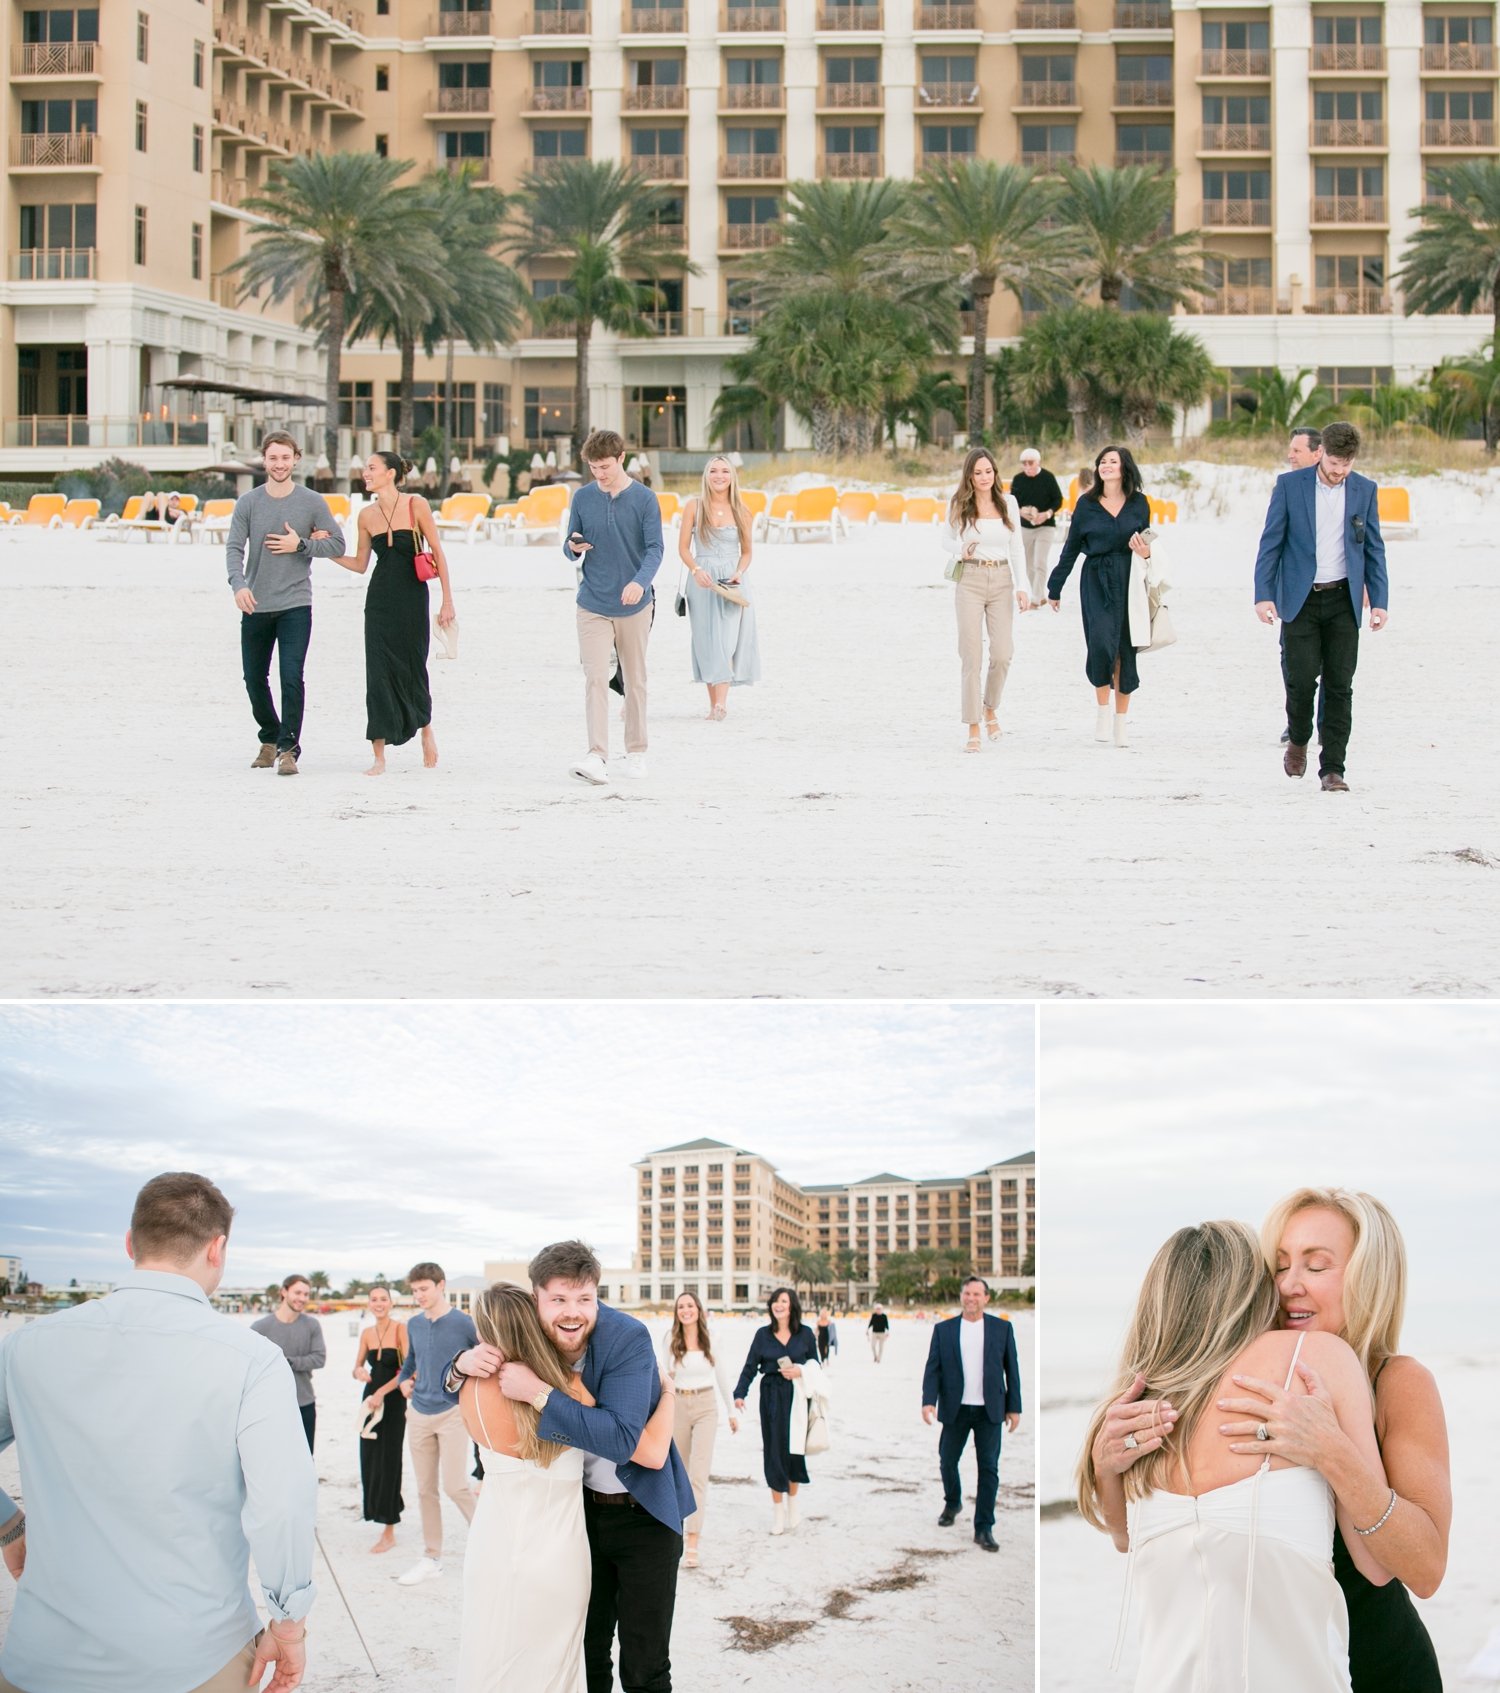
[
  {"x1": 251, "y1": 1272, "x2": 327, "y2": 1451},
  {"x1": 226, "y1": 431, "x2": 346, "y2": 775}
]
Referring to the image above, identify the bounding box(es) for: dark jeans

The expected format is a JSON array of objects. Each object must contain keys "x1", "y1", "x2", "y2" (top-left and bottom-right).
[
  {"x1": 299, "y1": 1403, "x2": 316, "y2": 1452},
  {"x1": 583, "y1": 1496, "x2": 681, "y2": 1693},
  {"x1": 1284, "y1": 587, "x2": 1359, "y2": 775},
  {"x1": 241, "y1": 605, "x2": 312, "y2": 757},
  {"x1": 1279, "y1": 628, "x2": 1326, "y2": 735},
  {"x1": 939, "y1": 1406, "x2": 1001, "y2": 1535}
]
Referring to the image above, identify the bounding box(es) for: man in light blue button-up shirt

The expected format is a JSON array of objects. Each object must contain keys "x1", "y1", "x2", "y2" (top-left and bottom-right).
[{"x1": 0, "y1": 1172, "x2": 317, "y2": 1693}]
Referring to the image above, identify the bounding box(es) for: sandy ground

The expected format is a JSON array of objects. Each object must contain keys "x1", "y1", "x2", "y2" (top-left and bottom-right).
[
  {"x1": 0, "y1": 1308, "x2": 1033, "y2": 1692},
  {"x1": 1039, "y1": 1346, "x2": 1499, "y2": 1690},
  {"x1": 2, "y1": 467, "x2": 1496, "y2": 998}
]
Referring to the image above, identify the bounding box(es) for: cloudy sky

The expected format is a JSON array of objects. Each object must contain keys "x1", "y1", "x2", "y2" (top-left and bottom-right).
[
  {"x1": 1042, "y1": 1001, "x2": 1500, "y2": 1375},
  {"x1": 0, "y1": 1002, "x2": 1034, "y2": 1286}
]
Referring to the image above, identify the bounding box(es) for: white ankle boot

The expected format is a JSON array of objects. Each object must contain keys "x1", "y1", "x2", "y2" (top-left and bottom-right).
[
  {"x1": 771, "y1": 1501, "x2": 786, "y2": 1536},
  {"x1": 1113, "y1": 715, "x2": 1129, "y2": 749},
  {"x1": 786, "y1": 1494, "x2": 800, "y2": 1531},
  {"x1": 1095, "y1": 704, "x2": 1112, "y2": 742}
]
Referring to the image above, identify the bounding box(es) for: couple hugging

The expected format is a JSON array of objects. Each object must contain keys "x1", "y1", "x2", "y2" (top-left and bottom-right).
[
  {"x1": 445, "y1": 1241, "x2": 694, "y2": 1693},
  {"x1": 1077, "y1": 1187, "x2": 1449, "y2": 1693}
]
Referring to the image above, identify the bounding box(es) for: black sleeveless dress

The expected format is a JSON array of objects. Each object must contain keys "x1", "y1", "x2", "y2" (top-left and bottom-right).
[
  {"x1": 365, "y1": 514, "x2": 432, "y2": 746},
  {"x1": 360, "y1": 1344, "x2": 406, "y2": 1525},
  {"x1": 1334, "y1": 1529, "x2": 1443, "y2": 1689}
]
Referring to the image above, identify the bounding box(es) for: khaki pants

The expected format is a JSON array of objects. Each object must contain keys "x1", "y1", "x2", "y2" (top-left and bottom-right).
[
  {"x1": 1, "y1": 1641, "x2": 257, "y2": 1693},
  {"x1": 407, "y1": 1402, "x2": 476, "y2": 1558},
  {"x1": 577, "y1": 605, "x2": 650, "y2": 760},
  {"x1": 955, "y1": 563, "x2": 1017, "y2": 724},
  {"x1": 1021, "y1": 526, "x2": 1055, "y2": 604},
  {"x1": 869, "y1": 1330, "x2": 887, "y2": 1363},
  {"x1": 672, "y1": 1387, "x2": 718, "y2": 1535}
]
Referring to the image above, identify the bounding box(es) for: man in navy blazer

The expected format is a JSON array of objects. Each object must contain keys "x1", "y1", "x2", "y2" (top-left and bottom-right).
[
  {"x1": 921, "y1": 1277, "x2": 1021, "y2": 1553},
  {"x1": 449, "y1": 1242, "x2": 695, "y2": 1693},
  {"x1": 1253, "y1": 418, "x2": 1389, "y2": 791}
]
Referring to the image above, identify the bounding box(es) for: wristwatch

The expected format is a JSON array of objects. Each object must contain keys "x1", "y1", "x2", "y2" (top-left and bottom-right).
[{"x1": 532, "y1": 1386, "x2": 553, "y2": 1413}]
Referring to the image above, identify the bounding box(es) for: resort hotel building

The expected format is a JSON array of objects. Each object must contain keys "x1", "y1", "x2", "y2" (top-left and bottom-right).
[{"x1": 3, "y1": 0, "x2": 1495, "y2": 475}]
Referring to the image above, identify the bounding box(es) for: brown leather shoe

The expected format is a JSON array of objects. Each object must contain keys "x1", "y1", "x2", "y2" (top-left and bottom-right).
[
  {"x1": 1283, "y1": 742, "x2": 1308, "y2": 778},
  {"x1": 276, "y1": 750, "x2": 299, "y2": 776},
  {"x1": 251, "y1": 743, "x2": 276, "y2": 768},
  {"x1": 1320, "y1": 771, "x2": 1349, "y2": 792}
]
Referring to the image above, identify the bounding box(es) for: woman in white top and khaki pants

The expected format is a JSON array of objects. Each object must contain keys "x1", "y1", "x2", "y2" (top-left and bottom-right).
[
  {"x1": 659, "y1": 1292, "x2": 738, "y2": 1569},
  {"x1": 945, "y1": 447, "x2": 1029, "y2": 752}
]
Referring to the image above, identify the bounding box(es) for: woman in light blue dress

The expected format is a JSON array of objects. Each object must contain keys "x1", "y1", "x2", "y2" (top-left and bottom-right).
[{"x1": 678, "y1": 455, "x2": 761, "y2": 719}]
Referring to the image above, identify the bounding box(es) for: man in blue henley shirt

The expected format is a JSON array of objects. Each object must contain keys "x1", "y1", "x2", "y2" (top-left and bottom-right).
[{"x1": 563, "y1": 428, "x2": 664, "y2": 786}]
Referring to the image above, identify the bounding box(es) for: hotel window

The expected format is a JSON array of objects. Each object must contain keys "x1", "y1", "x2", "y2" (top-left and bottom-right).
[
  {"x1": 660, "y1": 1282, "x2": 675, "y2": 1300},
  {"x1": 1316, "y1": 365, "x2": 1391, "y2": 404},
  {"x1": 376, "y1": 66, "x2": 389, "y2": 90},
  {"x1": 482, "y1": 382, "x2": 508, "y2": 436},
  {"x1": 192, "y1": 125, "x2": 204, "y2": 172},
  {"x1": 1314, "y1": 164, "x2": 1384, "y2": 200},
  {"x1": 193, "y1": 40, "x2": 204, "y2": 85},
  {"x1": 1314, "y1": 14, "x2": 1381, "y2": 48},
  {"x1": 524, "y1": 385, "x2": 575, "y2": 440},
  {"x1": 1201, "y1": 19, "x2": 1269, "y2": 52},
  {"x1": 191, "y1": 221, "x2": 202, "y2": 279},
  {"x1": 135, "y1": 101, "x2": 148, "y2": 151},
  {"x1": 137, "y1": 9, "x2": 148, "y2": 60},
  {"x1": 533, "y1": 126, "x2": 587, "y2": 158},
  {"x1": 922, "y1": 123, "x2": 976, "y2": 159},
  {"x1": 22, "y1": 7, "x2": 100, "y2": 41},
  {"x1": 631, "y1": 126, "x2": 686, "y2": 164},
  {"x1": 375, "y1": 134, "x2": 389, "y2": 157},
  {"x1": 1424, "y1": 13, "x2": 1493, "y2": 49},
  {"x1": 134, "y1": 205, "x2": 147, "y2": 265},
  {"x1": 1312, "y1": 89, "x2": 1382, "y2": 124},
  {"x1": 1020, "y1": 122, "x2": 1074, "y2": 164},
  {"x1": 440, "y1": 130, "x2": 490, "y2": 162},
  {"x1": 339, "y1": 380, "x2": 374, "y2": 428}
]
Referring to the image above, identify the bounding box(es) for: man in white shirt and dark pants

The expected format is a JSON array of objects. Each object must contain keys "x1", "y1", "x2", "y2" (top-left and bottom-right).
[{"x1": 921, "y1": 1276, "x2": 1022, "y2": 1554}]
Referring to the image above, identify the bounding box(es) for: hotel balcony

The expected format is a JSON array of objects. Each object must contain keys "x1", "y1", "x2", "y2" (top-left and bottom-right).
[
  {"x1": 433, "y1": 8, "x2": 492, "y2": 32},
  {"x1": 1114, "y1": 80, "x2": 1173, "y2": 107},
  {"x1": 210, "y1": 169, "x2": 264, "y2": 208},
  {"x1": 623, "y1": 6, "x2": 685, "y2": 29},
  {"x1": 1310, "y1": 195, "x2": 1386, "y2": 224},
  {"x1": 720, "y1": 222, "x2": 782, "y2": 247},
  {"x1": 719, "y1": 2, "x2": 783, "y2": 26},
  {"x1": 1310, "y1": 119, "x2": 1387, "y2": 148},
  {"x1": 10, "y1": 131, "x2": 99, "y2": 168},
  {"x1": 430, "y1": 86, "x2": 493, "y2": 113},
  {"x1": 917, "y1": 2, "x2": 976, "y2": 25},
  {"x1": 721, "y1": 83, "x2": 784, "y2": 108},
  {"x1": 719, "y1": 151, "x2": 785, "y2": 177},
  {"x1": 1115, "y1": 146, "x2": 1172, "y2": 166},
  {"x1": 1114, "y1": 0, "x2": 1170, "y2": 24},
  {"x1": 1200, "y1": 49, "x2": 1271, "y2": 77},
  {"x1": 1201, "y1": 198, "x2": 1271, "y2": 226},
  {"x1": 1019, "y1": 147, "x2": 1077, "y2": 168},
  {"x1": 530, "y1": 7, "x2": 590, "y2": 32},
  {"x1": 820, "y1": 150, "x2": 883, "y2": 176},
  {"x1": 633, "y1": 153, "x2": 687, "y2": 178},
  {"x1": 1311, "y1": 286, "x2": 1391, "y2": 313},
  {"x1": 816, "y1": 3, "x2": 882, "y2": 28},
  {"x1": 1200, "y1": 123, "x2": 1272, "y2": 151},
  {"x1": 918, "y1": 81, "x2": 981, "y2": 107},
  {"x1": 1310, "y1": 42, "x2": 1386, "y2": 73},
  {"x1": 527, "y1": 86, "x2": 590, "y2": 111},
  {"x1": 11, "y1": 247, "x2": 97, "y2": 279},
  {"x1": 442, "y1": 155, "x2": 492, "y2": 177},
  {"x1": 3, "y1": 415, "x2": 211, "y2": 449},
  {"x1": 1423, "y1": 118, "x2": 1497, "y2": 147},
  {"x1": 10, "y1": 41, "x2": 100, "y2": 76},
  {"x1": 818, "y1": 82, "x2": 883, "y2": 108},
  {"x1": 1187, "y1": 284, "x2": 1276, "y2": 313},
  {"x1": 1015, "y1": 80, "x2": 1079, "y2": 107},
  {"x1": 1015, "y1": 3, "x2": 1076, "y2": 28},
  {"x1": 1423, "y1": 42, "x2": 1495, "y2": 72},
  {"x1": 624, "y1": 86, "x2": 687, "y2": 108}
]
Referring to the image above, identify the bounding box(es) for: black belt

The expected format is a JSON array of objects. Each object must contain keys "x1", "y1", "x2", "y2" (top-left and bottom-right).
[
  {"x1": 1311, "y1": 580, "x2": 1348, "y2": 593},
  {"x1": 585, "y1": 1489, "x2": 639, "y2": 1508}
]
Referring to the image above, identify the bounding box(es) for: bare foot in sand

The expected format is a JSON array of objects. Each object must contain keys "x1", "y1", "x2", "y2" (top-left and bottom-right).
[
  {"x1": 370, "y1": 1528, "x2": 395, "y2": 1554},
  {"x1": 421, "y1": 726, "x2": 438, "y2": 769},
  {"x1": 365, "y1": 738, "x2": 387, "y2": 777}
]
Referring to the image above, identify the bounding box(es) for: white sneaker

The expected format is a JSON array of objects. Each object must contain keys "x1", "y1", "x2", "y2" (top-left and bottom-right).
[
  {"x1": 786, "y1": 1495, "x2": 800, "y2": 1531},
  {"x1": 1095, "y1": 705, "x2": 1112, "y2": 742},
  {"x1": 569, "y1": 752, "x2": 609, "y2": 786},
  {"x1": 1113, "y1": 715, "x2": 1130, "y2": 749},
  {"x1": 396, "y1": 1556, "x2": 444, "y2": 1585},
  {"x1": 620, "y1": 752, "x2": 647, "y2": 779}
]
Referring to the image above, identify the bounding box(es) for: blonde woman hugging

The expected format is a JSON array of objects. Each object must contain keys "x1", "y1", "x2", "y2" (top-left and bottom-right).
[
  {"x1": 945, "y1": 447, "x2": 1029, "y2": 753},
  {"x1": 678, "y1": 455, "x2": 761, "y2": 720}
]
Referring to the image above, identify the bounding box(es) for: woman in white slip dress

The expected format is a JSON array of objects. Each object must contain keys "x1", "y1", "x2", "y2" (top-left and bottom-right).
[
  {"x1": 678, "y1": 456, "x2": 761, "y2": 720},
  {"x1": 456, "y1": 1284, "x2": 678, "y2": 1693},
  {"x1": 943, "y1": 447, "x2": 1029, "y2": 754},
  {"x1": 1075, "y1": 1221, "x2": 1392, "y2": 1693}
]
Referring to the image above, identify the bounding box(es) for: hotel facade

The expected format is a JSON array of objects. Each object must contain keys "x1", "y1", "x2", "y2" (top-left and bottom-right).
[
  {"x1": 631, "y1": 1135, "x2": 1034, "y2": 1308},
  {"x1": 3, "y1": 0, "x2": 1495, "y2": 474}
]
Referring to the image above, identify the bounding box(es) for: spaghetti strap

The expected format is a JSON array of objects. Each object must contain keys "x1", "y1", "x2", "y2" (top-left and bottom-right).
[{"x1": 464, "y1": 1377, "x2": 498, "y2": 1454}]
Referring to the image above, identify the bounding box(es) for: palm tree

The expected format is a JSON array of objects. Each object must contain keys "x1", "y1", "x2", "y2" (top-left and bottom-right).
[
  {"x1": 832, "y1": 1246, "x2": 863, "y2": 1306},
  {"x1": 888, "y1": 160, "x2": 1077, "y2": 437},
  {"x1": 1398, "y1": 161, "x2": 1500, "y2": 348},
  {"x1": 1011, "y1": 306, "x2": 1113, "y2": 447},
  {"x1": 911, "y1": 1247, "x2": 941, "y2": 1298},
  {"x1": 1100, "y1": 314, "x2": 1218, "y2": 443},
  {"x1": 1428, "y1": 344, "x2": 1500, "y2": 451},
  {"x1": 233, "y1": 152, "x2": 427, "y2": 462},
  {"x1": 507, "y1": 159, "x2": 697, "y2": 464},
  {"x1": 308, "y1": 1270, "x2": 331, "y2": 1295},
  {"x1": 1056, "y1": 164, "x2": 1208, "y2": 310},
  {"x1": 1216, "y1": 366, "x2": 1334, "y2": 436},
  {"x1": 876, "y1": 1250, "x2": 919, "y2": 1305}
]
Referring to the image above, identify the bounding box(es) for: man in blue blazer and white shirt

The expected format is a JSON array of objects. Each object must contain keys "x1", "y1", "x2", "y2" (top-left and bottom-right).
[
  {"x1": 921, "y1": 1276, "x2": 1021, "y2": 1553},
  {"x1": 450, "y1": 1241, "x2": 695, "y2": 1693},
  {"x1": 1253, "y1": 417, "x2": 1389, "y2": 791}
]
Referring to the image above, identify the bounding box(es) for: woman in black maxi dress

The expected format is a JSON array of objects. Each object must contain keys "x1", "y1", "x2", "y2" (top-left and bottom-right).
[
  {"x1": 326, "y1": 449, "x2": 456, "y2": 775},
  {"x1": 1047, "y1": 444, "x2": 1155, "y2": 749},
  {"x1": 353, "y1": 1287, "x2": 408, "y2": 1551},
  {"x1": 733, "y1": 1287, "x2": 819, "y2": 1535}
]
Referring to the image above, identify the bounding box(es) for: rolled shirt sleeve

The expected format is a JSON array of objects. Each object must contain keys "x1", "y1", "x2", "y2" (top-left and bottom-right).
[{"x1": 237, "y1": 1352, "x2": 317, "y2": 1622}]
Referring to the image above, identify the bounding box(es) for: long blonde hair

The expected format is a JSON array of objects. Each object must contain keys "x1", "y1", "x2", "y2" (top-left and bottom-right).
[
  {"x1": 472, "y1": 1282, "x2": 579, "y2": 1467},
  {"x1": 1075, "y1": 1221, "x2": 1278, "y2": 1529},
  {"x1": 1260, "y1": 1187, "x2": 1406, "y2": 1382},
  {"x1": 693, "y1": 456, "x2": 751, "y2": 555},
  {"x1": 668, "y1": 1289, "x2": 714, "y2": 1366}
]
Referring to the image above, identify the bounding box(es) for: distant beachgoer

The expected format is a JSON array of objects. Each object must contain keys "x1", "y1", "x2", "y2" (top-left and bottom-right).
[
  {"x1": 354, "y1": 1283, "x2": 408, "y2": 1553},
  {"x1": 679, "y1": 456, "x2": 761, "y2": 720},
  {"x1": 659, "y1": 1290, "x2": 739, "y2": 1569},
  {"x1": 921, "y1": 1276, "x2": 1020, "y2": 1553},
  {"x1": 733, "y1": 1286, "x2": 826, "y2": 1536},
  {"x1": 1010, "y1": 448, "x2": 1065, "y2": 609},
  {"x1": 1047, "y1": 444, "x2": 1154, "y2": 749},
  {"x1": 1076, "y1": 465, "x2": 1096, "y2": 497},
  {"x1": 867, "y1": 1304, "x2": 890, "y2": 1364},
  {"x1": 0, "y1": 1171, "x2": 315, "y2": 1693},
  {"x1": 815, "y1": 1308, "x2": 839, "y2": 1366},
  {"x1": 252, "y1": 1273, "x2": 327, "y2": 1451},
  {"x1": 945, "y1": 446, "x2": 1028, "y2": 753}
]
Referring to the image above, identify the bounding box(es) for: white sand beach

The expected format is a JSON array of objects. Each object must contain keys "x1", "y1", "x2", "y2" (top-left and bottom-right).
[
  {"x1": 1040, "y1": 1345, "x2": 1500, "y2": 1691},
  {"x1": 1, "y1": 463, "x2": 1496, "y2": 999},
  {"x1": 0, "y1": 1307, "x2": 1034, "y2": 1692}
]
